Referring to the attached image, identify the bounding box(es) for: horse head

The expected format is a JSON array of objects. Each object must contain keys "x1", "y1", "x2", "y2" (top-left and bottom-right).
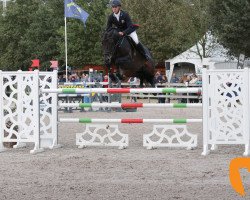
[{"x1": 102, "y1": 28, "x2": 120, "y2": 66}]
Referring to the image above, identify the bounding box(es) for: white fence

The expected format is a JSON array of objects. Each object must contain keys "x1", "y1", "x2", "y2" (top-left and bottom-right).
[{"x1": 0, "y1": 67, "x2": 249, "y2": 155}]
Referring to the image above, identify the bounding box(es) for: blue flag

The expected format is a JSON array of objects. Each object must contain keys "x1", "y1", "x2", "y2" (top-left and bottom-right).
[{"x1": 64, "y1": 0, "x2": 89, "y2": 25}]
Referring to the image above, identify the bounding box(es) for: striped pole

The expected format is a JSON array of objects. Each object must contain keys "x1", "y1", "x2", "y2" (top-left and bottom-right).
[
  {"x1": 62, "y1": 82, "x2": 139, "y2": 86},
  {"x1": 58, "y1": 94, "x2": 90, "y2": 97},
  {"x1": 63, "y1": 82, "x2": 109, "y2": 86},
  {"x1": 42, "y1": 87, "x2": 202, "y2": 94},
  {"x1": 59, "y1": 102, "x2": 202, "y2": 109},
  {"x1": 59, "y1": 118, "x2": 202, "y2": 124}
]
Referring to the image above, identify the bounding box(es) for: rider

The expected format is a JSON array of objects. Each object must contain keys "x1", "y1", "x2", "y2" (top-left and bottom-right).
[{"x1": 106, "y1": 0, "x2": 150, "y2": 60}]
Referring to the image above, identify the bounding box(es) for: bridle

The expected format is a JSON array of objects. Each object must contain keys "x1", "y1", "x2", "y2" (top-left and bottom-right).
[{"x1": 103, "y1": 29, "x2": 125, "y2": 64}]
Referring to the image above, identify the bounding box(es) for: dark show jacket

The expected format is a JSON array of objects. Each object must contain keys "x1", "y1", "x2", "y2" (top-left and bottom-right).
[{"x1": 106, "y1": 10, "x2": 135, "y2": 35}]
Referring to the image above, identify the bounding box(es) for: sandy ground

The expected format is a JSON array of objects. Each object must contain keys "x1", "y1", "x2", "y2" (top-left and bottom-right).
[{"x1": 0, "y1": 102, "x2": 250, "y2": 200}]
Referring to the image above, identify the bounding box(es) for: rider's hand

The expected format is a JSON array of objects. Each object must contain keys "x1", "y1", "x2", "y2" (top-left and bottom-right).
[{"x1": 118, "y1": 32, "x2": 124, "y2": 36}]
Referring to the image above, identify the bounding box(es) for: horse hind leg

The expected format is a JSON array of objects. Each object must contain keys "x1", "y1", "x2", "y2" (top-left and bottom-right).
[
  {"x1": 139, "y1": 76, "x2": 144, "y2": 88},
  {"x1": 149, "y1": 77, "x2": 155, "y2": 87},
  {"x1": 142, "y1": 61, "x2": 155, "y2": 88},
  {"x1": 138, "y1": 73, "x2": 154, "y2": 88},
  {"x1": 142, "y1": 73, "x2": 155, "y2": 88}
]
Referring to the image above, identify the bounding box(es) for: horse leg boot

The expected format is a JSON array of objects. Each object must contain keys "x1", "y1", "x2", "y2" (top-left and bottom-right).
[{"x1": 136, "y1": 42, "x2": 150, "y2": 61}]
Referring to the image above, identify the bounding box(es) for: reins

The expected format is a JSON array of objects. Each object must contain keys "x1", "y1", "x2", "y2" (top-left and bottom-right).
[{"x1": 103, "y1": 31, "x2": 125, "y2": 61}]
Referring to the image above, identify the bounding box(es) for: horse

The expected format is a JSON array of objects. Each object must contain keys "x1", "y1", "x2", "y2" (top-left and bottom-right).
[{"x1": 102, "y1": 27, "x2": 155, "y2": 87}]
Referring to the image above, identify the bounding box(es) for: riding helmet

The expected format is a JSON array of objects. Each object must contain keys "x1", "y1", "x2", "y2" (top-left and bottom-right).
[{"x1": 110, "y1": 0, "x2": 121, "y2": 7}]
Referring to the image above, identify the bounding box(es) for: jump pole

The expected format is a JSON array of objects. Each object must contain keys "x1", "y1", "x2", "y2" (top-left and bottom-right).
[
  {"x1": 59, "y1": 118, "x2": 202, "y2": 124},
  {"x1": 59, "y1": 102, "x2": 202, "y2": 109},
  {"x1": 42, "y1": 87, "x2": 202, "y2": 94}
]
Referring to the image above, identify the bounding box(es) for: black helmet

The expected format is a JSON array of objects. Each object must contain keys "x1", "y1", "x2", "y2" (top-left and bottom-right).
[{"x1": 110, "y1": 0, "x2": 121, "y2": 7}]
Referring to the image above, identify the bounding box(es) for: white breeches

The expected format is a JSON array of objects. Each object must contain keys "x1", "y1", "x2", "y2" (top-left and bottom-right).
[{"x1": 129, "y1": 31, "x2": 139, "y2": 44}]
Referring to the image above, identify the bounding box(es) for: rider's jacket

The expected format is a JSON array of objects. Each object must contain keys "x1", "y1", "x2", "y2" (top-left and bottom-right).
[{"x1": 106, "y1": 10, "x2": 135, "y2": 35}]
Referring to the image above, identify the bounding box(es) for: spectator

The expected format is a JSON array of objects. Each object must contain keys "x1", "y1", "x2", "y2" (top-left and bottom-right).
[
  {"x1": 171, "y1": 73, "x2": 179, "y2": 83},
  {"x1": 80, "y1": 74, "x2": 86, "y2": 82},
  {"x1": 103, "y1": 75, "x2": 109, "y2": 88},
  {"x1": 70, "y1": 75, "x2": 77, "y2": 82},
  {"x1": 58, "y1": 75, "x2": 63, "y2": 82},
  {"x1": 59, "y1": 74, "x2": 67, "y2": 82},
  {"x1": 128, "y1": 77, "x2": 139, "y2": 102},
  {"x1": 179, "y1": 75, "x2": 188, "y2": 84},
  {"x1": 97, "y1": 73, "x2": 103, "y2": 82},
  {"x1": 196, "y1": 76, "x2": 202, "y2": 85},
  {"x1": 189, "y1": 74, "x2": 198, "y2": 84},
  {"x1": 128, "y1": 77, "x2": 139, "y2": 87},
  {"x1": 154, "y1": 71, "x2": 164, "y2": 84},
  {"x1": 154, "y1": 71, "x2": 166, "y2": 103},
  {"x1": 102, "y1": 75, "x2": 109, "y2": 102},
  {"x1": 73, "y1": 74, "x2": 80, "y2": 82},
  {"x1": 92, "y1": 70, "x2": 102, "y2": 82},
  {"x1": 179, "y1": 74, "x2": 190, "y2": 103},
  {"x1": 162, "y1": 75, "x2": 168, "y2": 83},
  {"x1": 84, "y1": 74, "x2": 90, "y2": 82}
]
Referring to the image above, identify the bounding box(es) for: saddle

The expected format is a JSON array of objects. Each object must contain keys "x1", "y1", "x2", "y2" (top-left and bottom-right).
[
  {"x1": 114, "y1": 36, "x2": 136, "y2": 65},
  {"x1": 126, "y1": 36, "x2": 137, "y2": 50},
  {"x1": 126, "y1": 35, "x2": 152, "y2": 61}
]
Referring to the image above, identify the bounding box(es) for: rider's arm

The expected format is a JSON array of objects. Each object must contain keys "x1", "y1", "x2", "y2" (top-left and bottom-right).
[{"x1": 123, "y1": 12, "x2": 134, "y2": 35}]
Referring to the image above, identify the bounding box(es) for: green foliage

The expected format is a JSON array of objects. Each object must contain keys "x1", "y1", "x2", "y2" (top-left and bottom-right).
[
  {"x1": 0, "y1": 0, "x2": 38, "y2": 70},
  {"x1": 22, "y1": 0, "x2": 64, "y2": 70},
  {"x1": 3, "y1": 0, "x2": 245, "y2": 70},
  {"x1": 209, "y1": 0, "x2": 250, "y2": 57},
  {"x1": 0, "y1": 0, "x2": 109, "y2": 71},
  {"x1": 58, "y1": 0, "x2": 109, "y2": 69},
  {"x1": 0, "y1": 0, "x2": 64, "y2": 70},
  {"x1": 122, "y1": 0, "x2": 203, "y2": 61}
]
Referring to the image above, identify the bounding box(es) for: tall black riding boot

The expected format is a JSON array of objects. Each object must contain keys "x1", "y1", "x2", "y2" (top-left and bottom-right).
[{"x1": 136, "y1": 42, "x2": 150, "y2": 60}]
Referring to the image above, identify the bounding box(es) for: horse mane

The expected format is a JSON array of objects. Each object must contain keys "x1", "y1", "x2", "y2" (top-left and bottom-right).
[{"x1": 102, "y1": 27, "x2": 119, "y2": 40}]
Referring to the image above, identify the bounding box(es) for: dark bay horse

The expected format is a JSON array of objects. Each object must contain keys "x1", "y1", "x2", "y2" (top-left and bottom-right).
[{"x1": 102, "y1": 27, "x2": 155, "y2": 87}]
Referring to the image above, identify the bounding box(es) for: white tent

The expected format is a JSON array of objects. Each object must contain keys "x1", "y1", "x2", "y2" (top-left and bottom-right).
[{"x1": 165, "y1": 32, "x2": 232, "y2": 82}]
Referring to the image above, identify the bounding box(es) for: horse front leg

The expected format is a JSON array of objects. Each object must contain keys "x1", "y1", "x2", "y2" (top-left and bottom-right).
[
  {"x1": 139, "y1": 76, "x2": 144, "y2": 88},
  {"x1": 106, "y1": 64, "x2": 117, "y2": 84},
  {"x1": 149, "y1": 76, "x2": 155, "y2": 87}
]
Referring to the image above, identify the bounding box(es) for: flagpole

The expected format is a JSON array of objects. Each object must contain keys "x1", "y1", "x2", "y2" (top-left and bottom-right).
[{"x1": 64, "y1": 17, "x2": 68, "y2": 82}]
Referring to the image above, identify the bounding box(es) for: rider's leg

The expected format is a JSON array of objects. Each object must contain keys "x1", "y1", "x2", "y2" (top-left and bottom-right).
[
  {"x1": 136, "y1": 43, "x2": 150, "y2": 60},
  {"x1": 129, "y1": 31, "x2": 139, "y2": 44},
  {"x1": 129, "y1": 32, "x2": 150, "y2": 60}
]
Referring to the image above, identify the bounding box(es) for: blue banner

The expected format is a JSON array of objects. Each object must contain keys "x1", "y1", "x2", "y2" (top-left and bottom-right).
[{"x1": 64, "y1": 0, "x2": 89, "y2": 25}]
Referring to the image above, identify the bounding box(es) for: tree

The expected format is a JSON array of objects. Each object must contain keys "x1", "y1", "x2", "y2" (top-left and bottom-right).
[
  {"x1": 0, "y1": 0, "x2": 64, "y2": 70},
  {"x1": 121, "y1": 0, "x2": 204, "y2": 62},
  {"x1": 1, "y1": 0, "x2": 227, "y2": 70},
  {"x1": 57, "y1": 0, "x2": 109, "y2": 68},
  {"x1": 0, "y1": 0, "x2": 109, "y2": 71},
  {"x1": 22, "y1": 0, "x2": 64, "y2": 70},
  {"x1": 209, "y1": 0, "x2": 250, "y2": 57},
  {"x1": 0, "y1": 0, "x2": 39, "y2": 70},
  {"x1": 184, "y1": 0, "x2": 229, "y2": 60}
]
